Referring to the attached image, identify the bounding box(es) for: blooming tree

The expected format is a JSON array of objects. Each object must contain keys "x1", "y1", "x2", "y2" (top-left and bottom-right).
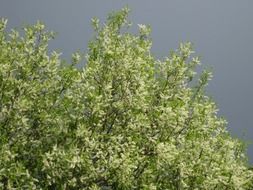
[{"x1": 0, "y1": 7, "x2": 252, "y2": 189}]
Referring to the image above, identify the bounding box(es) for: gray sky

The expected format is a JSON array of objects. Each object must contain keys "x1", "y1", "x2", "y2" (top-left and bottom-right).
[{"x1": 1, "y1": 0, "x2": 253, "y2": 164}]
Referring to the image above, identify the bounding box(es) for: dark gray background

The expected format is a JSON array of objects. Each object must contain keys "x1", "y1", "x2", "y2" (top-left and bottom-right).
[{"x1": 1, "y1": 0, "x2": 252, "y2": 164}]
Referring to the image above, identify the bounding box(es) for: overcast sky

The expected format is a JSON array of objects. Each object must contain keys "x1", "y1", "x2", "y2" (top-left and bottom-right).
[{"x1": 1, "y1": 0, "x2": 253, "y2": 163}]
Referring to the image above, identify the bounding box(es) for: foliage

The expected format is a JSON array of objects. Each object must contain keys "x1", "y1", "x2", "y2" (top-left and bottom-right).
[{"x1": 0, "y1": 7, "x2": 252, "y2": 189}]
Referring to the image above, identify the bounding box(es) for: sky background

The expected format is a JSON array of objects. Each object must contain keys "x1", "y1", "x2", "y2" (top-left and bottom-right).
[{"x1": 1, "y1": 0, "x2": 253, "y2": 164}]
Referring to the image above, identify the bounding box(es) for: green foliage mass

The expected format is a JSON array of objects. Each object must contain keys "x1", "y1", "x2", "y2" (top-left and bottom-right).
[{"x1": 0, "y1": 7, "x2": 252, "y2": 189}]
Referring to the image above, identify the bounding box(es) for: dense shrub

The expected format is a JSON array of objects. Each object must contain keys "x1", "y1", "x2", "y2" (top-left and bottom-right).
[{"x1": 0, "y1": 8, "x2": 252, "y2": 189}]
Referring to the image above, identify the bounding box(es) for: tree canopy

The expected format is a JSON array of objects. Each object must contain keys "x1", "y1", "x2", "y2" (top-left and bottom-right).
[{"x1": 0, "y1": 7, "x2": 252, "y2": 189}]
